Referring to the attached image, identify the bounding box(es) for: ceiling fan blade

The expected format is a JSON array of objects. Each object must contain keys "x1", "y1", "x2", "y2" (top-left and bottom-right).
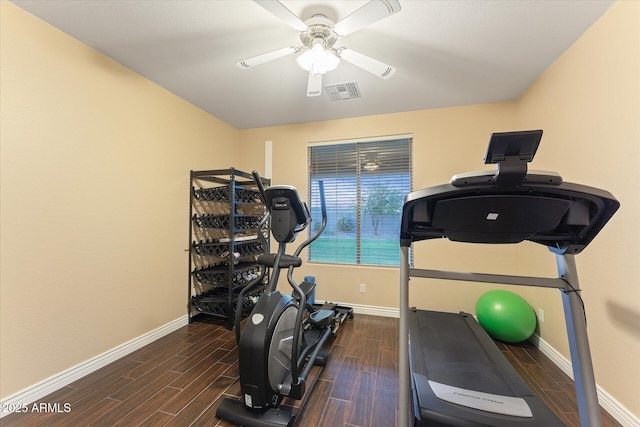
[
  {"x1": 236, "y1": 47, "x2": 297, "y2": 69},
  {"x1": 333, "y1": 0, "x2": 401, "y2": 37},
  {"x1": 255, "y1": 0, "x2": 308, "y2": 32},
  {"x1": 307, "y1": 73, "x2": 323, "y2": 97},
  {"x1": 339, "y1": 48, "x2": 396, "y2": 79}
]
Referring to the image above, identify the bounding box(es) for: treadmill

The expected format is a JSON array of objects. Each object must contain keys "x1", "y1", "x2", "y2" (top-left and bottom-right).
[{"x1": 398, "y1": 130, "x2": 619, "y2": 427}]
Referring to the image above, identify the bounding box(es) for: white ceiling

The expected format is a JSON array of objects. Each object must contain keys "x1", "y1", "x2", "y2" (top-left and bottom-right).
[{"x1": 11, "y1": 0, "x2": 614, "y2": 129}]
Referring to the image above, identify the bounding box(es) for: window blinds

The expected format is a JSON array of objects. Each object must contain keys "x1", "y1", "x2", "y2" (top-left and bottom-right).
[{"x1": 308, "y1": 136, "x2": 412, "y2": 266}]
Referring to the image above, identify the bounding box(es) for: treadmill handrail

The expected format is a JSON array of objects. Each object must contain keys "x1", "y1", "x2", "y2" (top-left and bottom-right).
[{"x1": 409, "y1": 268, "x2": 569, "y2": 290}]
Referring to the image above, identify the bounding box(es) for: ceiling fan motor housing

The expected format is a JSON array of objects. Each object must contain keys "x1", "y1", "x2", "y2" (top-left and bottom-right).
[{"x1": 300, "y1": 15, "x2": 338, "y2": 49}]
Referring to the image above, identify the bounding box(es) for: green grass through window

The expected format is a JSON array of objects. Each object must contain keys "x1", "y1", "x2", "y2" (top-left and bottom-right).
[{"x1": 309, "y1": 237, "x2": 400, "y2": 266}]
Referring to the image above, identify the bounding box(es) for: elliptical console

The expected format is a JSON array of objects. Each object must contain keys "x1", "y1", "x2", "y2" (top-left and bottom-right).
[{"x1": 216, "y1": 172, "x2": 353, "y2": 427}]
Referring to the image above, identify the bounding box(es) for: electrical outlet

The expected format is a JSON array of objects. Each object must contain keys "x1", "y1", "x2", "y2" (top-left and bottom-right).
[
  {"x1": 538, "y1": 308, "x2": 544, "y2": 323},
  {"x1": 360, "y1": 283, "x2": 366, "y2": 293}
]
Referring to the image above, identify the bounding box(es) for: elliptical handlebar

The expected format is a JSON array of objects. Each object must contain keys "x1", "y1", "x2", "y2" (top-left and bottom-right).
[
  {"x1": 287, "y1": 180, "x2": 326, "y2": 388},
  {"x1": 233, "y1": 171, "x2": 273, "y2": 345},
  {"x1": 251, "y1": 170, "x2": 267, "y2": 202},
  {"x1": 292, "y1": 180, "x2": 326, "y2": 258},
  {"x1": 233, "y1": 211, "x2": 270, "y2": 345}
]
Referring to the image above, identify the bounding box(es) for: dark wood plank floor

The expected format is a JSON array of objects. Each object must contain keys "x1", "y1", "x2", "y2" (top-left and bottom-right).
[{"x1": 1, "y1": 314, "x2": 621, "y2": 426}]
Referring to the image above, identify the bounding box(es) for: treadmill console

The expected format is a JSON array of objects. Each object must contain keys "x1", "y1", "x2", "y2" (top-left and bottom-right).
[{"x1": 400, "y1": 130, "x2": 619, "y2": 254}]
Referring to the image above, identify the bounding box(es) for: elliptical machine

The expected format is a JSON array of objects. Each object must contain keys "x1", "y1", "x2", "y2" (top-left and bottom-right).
[{"x1": 217, "y1": 172, "x2": 353, "y2": 427}]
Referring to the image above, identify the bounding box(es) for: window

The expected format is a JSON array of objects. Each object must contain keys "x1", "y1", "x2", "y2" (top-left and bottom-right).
[{"x1": 307, "y1": 136, "x2": 412, "y2": 266}]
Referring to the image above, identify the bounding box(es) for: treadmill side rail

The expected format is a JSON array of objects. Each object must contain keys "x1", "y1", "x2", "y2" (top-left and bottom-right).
[{"x1": 557, "y1": 253, "x2": 602, "y2": 426}]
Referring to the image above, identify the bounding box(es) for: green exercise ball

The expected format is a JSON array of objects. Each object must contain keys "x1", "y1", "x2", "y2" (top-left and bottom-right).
[{"x1": 475, "y1": 290, "x2": 537, "y2": 343}]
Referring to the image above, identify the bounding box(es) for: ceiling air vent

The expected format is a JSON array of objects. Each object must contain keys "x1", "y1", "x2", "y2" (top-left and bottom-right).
[{"x1": 324, "y1": 81, "x2": 361, "y2": 101}]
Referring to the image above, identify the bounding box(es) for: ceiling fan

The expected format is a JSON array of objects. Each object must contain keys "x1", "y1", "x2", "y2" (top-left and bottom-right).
[{"x1": 236, "y1": 0, "x2": 401, "y2": 97}]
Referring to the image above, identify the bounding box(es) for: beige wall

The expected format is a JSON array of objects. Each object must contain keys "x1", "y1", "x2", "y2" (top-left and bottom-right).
[
  {"x1": 515, "y1": 0, "x2": 640, "y2": 415},
  {"x1": 2, "y1": 0, "x2": 638, "y2": 421},
  {"x1": 0, "y1": 2, "x2": 239, "y2": 399}
]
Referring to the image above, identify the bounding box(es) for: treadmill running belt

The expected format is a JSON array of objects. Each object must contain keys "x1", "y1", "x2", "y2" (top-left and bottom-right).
[{"x1": 409, "y1": 310, "x2": 564, "y2": 426}]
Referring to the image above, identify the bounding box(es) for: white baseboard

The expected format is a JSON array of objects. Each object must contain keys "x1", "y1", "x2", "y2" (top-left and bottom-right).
[
  {"x1": 0, "y1": 315, "x2": 188, "y2": 418},
  {"x1": 343, "y1": 301, "x2": 400, "y2": 318},
  {"x1": 534, "y1": 335, "x2": 640, "y2": 427}
]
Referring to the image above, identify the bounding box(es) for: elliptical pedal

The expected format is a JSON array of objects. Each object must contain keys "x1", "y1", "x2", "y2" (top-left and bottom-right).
[{"x1": 309, "y1": 309, "x2": 333, "y2": 327}]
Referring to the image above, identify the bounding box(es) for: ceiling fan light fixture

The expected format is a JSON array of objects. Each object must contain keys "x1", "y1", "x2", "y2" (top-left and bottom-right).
[{"x1": 296, "y1": 40, "x2": 340, "y2": 74}]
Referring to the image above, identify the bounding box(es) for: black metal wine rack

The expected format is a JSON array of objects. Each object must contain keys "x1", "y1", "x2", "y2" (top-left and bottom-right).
[
  {"x1": 191, "y1": 239, "x2": 265, "y2": 258},
  {"x1": 191, "y1": 288, "x2": 257, "y2": 318},
  {"x1": 188, "y1": 168, "x2": 270, "y2": 328},
  {"x1": 192, "y1": 214, "x2": 263, "y2": 230},
  {"x1": 193, "y1": 262, "x2": 262, "y2": 287},
  {"x1": 192, "y1": 186, "x2": 264, "y2": 204}
]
